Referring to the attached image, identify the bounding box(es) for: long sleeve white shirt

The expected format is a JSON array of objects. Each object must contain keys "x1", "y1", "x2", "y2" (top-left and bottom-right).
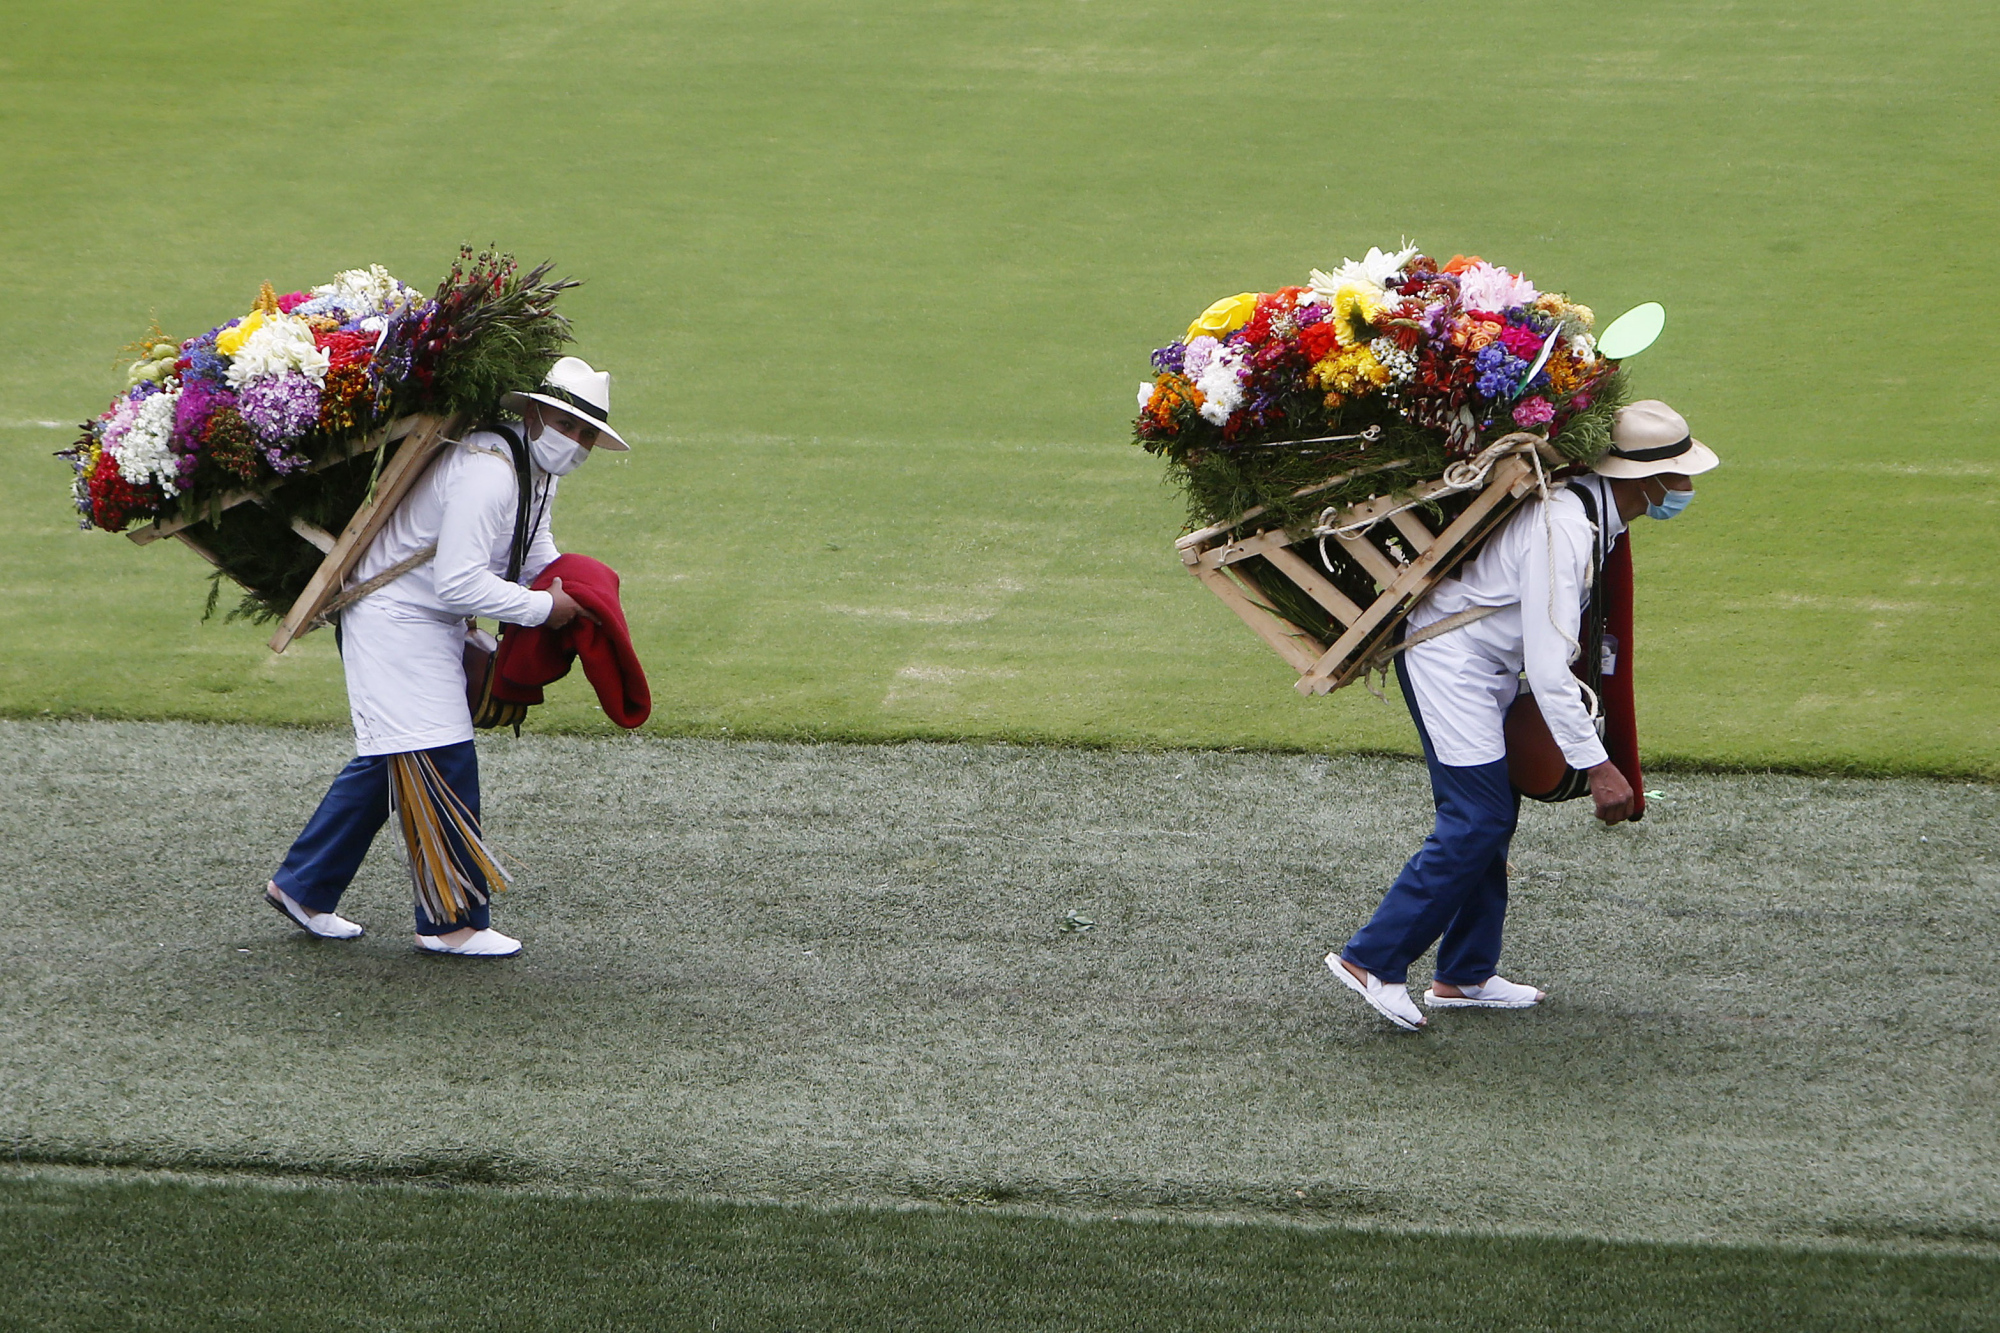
[
  {"x1": 338, "y1": 429, "x2": 562, "y2": 755},
  {"x1": 1401, "y1": 481, "x2": 1623, "y2": 770},
  {"x1": 352, "y1": 431, "x2": 560, "y2": 626}
]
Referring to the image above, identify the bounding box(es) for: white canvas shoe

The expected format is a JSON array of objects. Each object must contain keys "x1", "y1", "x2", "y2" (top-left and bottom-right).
[
  {"x1": 1423, "y1": 976, "x2": 1546, "y2": 1009},
  {"x1": 1326, "y1": 953, "x2": 1426, "y2": 1030},
  {"x1": 416, "y1": 928, "x2": 522, "y2": 958},
  {"x1": 265, "y1": 884, "x2": 364, "y2": 940}
]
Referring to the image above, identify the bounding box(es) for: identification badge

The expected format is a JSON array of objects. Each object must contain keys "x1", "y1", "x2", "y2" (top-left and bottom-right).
[{"x1": 1600, "y1": 633, "x2": 1620, "y2": 677}]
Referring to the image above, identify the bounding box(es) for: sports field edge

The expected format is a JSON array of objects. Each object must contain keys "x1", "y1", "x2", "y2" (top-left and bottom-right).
[
  {"x1": 4, "y1": 706, "x2": 1993, "y2": 783},
  {"x1": 4, "y1": 1163, "x2": 1997, "y2": 1260}
]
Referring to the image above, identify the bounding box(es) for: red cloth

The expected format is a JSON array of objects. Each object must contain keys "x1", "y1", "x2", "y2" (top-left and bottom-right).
[
  {"x1": 1596, "y1": 535, "x2": 1646, "y2": 821},
  {"x1": 490, "y1": 554, "x2": 651, "y2": 729}
]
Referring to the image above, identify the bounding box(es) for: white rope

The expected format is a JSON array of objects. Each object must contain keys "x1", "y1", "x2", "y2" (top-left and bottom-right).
[{"x1": 1312, "y1": 432, "x2": 1543, "y2": 544}]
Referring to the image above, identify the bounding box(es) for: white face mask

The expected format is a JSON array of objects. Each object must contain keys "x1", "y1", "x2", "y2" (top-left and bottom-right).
[{"x1": 527, "y1": 419, "x2": 590, "y2": 476}]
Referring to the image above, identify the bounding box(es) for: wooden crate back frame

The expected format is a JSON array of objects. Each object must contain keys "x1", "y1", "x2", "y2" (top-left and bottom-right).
[
  {"x1": 1175, "y1": 434, "x2": 1557, "y2": 697},
  {"x1": 124, "y1": 412, "x2": 466, "y2": 654}
]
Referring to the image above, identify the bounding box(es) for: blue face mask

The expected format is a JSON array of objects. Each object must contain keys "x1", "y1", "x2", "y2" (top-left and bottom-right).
[{"x1": 1647, "y1": 487, "x2": 1694, "y2": 521}]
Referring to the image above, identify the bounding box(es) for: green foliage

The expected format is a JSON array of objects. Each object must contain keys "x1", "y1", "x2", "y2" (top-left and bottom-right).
[{"x1": 423, "y1": 246, "x2": 580, "y2": 421}]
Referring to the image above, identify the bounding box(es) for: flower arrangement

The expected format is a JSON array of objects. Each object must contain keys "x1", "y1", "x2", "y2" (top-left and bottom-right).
[
  {"x1": 60, "y1": 248, "x2": 579, "y2": 619},
  {"x1": 61, "y1": 248, "x2": 576, "y2": 536},
  {"x1": 1134, "y1": 244, "x2": 1630, "y2": 530}
]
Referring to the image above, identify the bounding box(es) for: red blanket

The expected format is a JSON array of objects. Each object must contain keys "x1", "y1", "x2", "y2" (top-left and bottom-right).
[
  {"x1": 1598, "y1": 535, "x2": 1646, "y2": 820},
  {"x1": 491, "y1": 554, "x2": 651, "y2": 729}
]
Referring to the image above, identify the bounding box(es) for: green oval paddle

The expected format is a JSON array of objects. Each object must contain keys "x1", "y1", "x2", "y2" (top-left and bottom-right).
[{"x1": 1597, "y1": 301, "x2": 1665, "y2": 360}]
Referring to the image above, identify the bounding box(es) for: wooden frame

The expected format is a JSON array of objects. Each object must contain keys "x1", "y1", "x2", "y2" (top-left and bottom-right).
[
  {"x1": 123, "y1": 413, "x2": 463, "y2": 654},
  {"x1": 1175, "y1": 449, "x2": 1544, "y2": 696}
]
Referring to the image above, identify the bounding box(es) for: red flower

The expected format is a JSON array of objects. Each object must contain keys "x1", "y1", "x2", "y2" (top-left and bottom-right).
[
  {"x1": 1298, "y1": 322, "x2": 1341, "y2": 362},
  {"x1": 86, "y1": 450, "x2": 163, "y2": 533},
  {"x1": 314, "y1": 329, "x2": 376, "y2": 371}
]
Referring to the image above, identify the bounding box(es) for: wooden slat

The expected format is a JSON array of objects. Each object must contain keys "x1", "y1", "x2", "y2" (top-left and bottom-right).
[
  {"x1": 171, "y1": 531, "x2": 228, "y2": 571},
  {"x1": 1192, "y1": 527, "x2": 1298, "y2": 571},
  {"x1": 1389, "y1": 509, "x2": 1436, "y2": 551},
  {"x1": 1294, "y1": 456, "x2": 1532, "y2": 695},
  {"x1": 1333, "y1": 531, "x2": 1400, "y2": 586},
  {"x1": 1191, "y1": 566, "x2": 1324, "y2": 672},
  {"x1": 268, "y1": 414, "x2": 459, "y2": 654},
  {"x1": 288, "y1": 517, "x2": 337, "y2": 553},
  {"x1": 126, "y1": 415, "x2": 425, "y2": 546},
  {"x1": 1260, "y1": 544, "x2": 1365, "y2": 626}
]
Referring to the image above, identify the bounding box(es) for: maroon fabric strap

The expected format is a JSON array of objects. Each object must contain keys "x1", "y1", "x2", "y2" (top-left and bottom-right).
[
  {"x1": 1597, "y1": 534, "x2": 1646, "y2": 820},
  {"x1": 490, "y1": 553, "x2": 652, "y2": 729}
]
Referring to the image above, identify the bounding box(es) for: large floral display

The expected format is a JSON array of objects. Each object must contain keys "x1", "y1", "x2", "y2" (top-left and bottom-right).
[
  {"x1": 1133, "y1": 244, "x2": 1629, "y2": 529},
  {"x1": 61, "y1": 248, "x2": 576, "y2": 618}
]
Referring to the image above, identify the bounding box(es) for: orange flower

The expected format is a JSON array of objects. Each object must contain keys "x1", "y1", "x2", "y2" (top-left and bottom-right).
[{"x1": 1441, "y1": 255, "x2": 1482, "y2": 276}]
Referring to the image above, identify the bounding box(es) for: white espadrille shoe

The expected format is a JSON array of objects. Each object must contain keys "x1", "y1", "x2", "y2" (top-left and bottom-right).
[
  {"x1": 265, "y1": 884, "x2": 364, "y2": 940},
  {"x1": 416, "y1": 928, "x2": 522, "y2": 958},
  {"x1": 1423, "y1": 976, "x2": 1546, "y2": 1009},
  {"x1": 1326, "y1": 953, "x2": 1426, "y2": 1030}
]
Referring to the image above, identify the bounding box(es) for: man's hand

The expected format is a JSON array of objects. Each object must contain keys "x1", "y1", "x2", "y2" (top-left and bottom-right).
[
  {"x1": 1588, "y1": 759, "x2": 1635, "y2": 824},
  {"x1": 544, "y1": 577, "x2": 585, "y2": 629}
]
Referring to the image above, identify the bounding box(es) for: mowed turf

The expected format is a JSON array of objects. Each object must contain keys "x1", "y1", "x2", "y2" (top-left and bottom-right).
[
  {"x1": 6, "y1": 1173, "x2": 1997, "y2": 1333},
  {"x1": 6, "y1": 721, "x2": 1996, "y2": 1251},
  {"x1": 2, "y1": 1, "x2": 1998, "y2": 775}
]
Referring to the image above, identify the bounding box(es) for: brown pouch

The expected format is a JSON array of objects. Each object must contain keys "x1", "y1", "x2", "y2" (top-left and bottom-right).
[{"x1": 464, "y1": 628, "x2": 529, "y2": 732}]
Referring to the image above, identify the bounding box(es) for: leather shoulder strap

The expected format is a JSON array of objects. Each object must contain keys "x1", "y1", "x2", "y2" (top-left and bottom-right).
[{"x1": 487, "y1": 424, "x2": 534, "y2": 584}]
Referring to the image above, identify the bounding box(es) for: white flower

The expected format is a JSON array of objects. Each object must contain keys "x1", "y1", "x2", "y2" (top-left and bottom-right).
[
  {"x1": 1457, "y1": 261, "x2": 1539, "y2": 314},
  {"x1": 111, "y1": 389, "x2": 183, "y2": 496},
  {"x1": 1568, "y1": 333, "x2": 1597, "y2": 364},
  {"x1": 1194, "y1": 344, "x2": 1247, "y2": 425},
  {"x1": 1182, "y1": 335, "x2": 1220, "y2": 381},
  {"x1": 311, "y1": 264, "x2": 413, "y2": 317},
  {"x1": 1138, "y1": 381, "x2": 1158, "y2": 410},
  {"x1": 227, "y1": 313, "x2": 330, "y2": 387},
  {"x1": 1369, "y1": 337, "x2": 1418, "y2": 383},
  {"x1": 1307, "y1": 243, "x2": 1421, "y2": 306}
]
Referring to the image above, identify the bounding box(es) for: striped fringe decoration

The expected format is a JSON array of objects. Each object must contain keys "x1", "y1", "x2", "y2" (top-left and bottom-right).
[{"x1": 387, "y1": 752, "x2": 513, "y2": 927}]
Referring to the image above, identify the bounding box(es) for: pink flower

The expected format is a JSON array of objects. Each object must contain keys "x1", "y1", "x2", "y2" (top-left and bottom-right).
[
  {"x1": 1457, "y1": 262, "x2": 1539, "y2": 314},
  {"x1": 277, "y1": 291, "x2": 310, "y2": 314},
  {"x1": 1512, "y1": 397, "x2": 1555, "y2": 428}
]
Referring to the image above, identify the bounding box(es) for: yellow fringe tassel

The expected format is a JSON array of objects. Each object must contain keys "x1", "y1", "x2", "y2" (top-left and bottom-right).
[{"x1": 388, "y1": 752, "x2": 512, "y2": 927}]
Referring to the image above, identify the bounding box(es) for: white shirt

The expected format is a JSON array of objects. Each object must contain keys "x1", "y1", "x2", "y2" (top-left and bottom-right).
[
  {"x1": 353, "y1": 430, "x2": 560, "y2": 626},
  {"x1": 1400, "y1": 480, "x2": 1623, "y2": 770},
  {"x1": 339, "y1": 429, "x2": 561, "y2": 755}
]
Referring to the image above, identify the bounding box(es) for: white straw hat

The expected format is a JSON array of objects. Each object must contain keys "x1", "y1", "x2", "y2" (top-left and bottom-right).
[
  {"x1": 1592, "y1": 400, "x2": 1716, "y2": 479},
  {"x1": 501, "y1": 356, "x2": 630, "y2": 451}
]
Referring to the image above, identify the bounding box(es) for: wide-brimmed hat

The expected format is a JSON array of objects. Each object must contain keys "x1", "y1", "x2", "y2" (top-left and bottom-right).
[
  {"x1": 1592, "y1": 400, "x2": 1717, "y2": 479},
  {"x1": 502, "y1": 356, "x2": 630, "y2": 451}
]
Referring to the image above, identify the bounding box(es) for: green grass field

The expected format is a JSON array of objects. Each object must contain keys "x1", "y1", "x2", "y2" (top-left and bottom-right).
[
  {"x1": 3, "y1": 0, "x2": 1997, "y2": 774},
  {"x1": 8, "y1": 1172, "x2": 1997, "y2": 1332}
]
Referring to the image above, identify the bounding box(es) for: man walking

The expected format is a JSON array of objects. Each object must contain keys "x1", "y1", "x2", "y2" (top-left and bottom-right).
[
  {"x1": 262, "y1": 357, "x2": 629, "y2": 957},
  {"x1": 1330, "y1": 401, "x2": 1718, "y2": 1029}
]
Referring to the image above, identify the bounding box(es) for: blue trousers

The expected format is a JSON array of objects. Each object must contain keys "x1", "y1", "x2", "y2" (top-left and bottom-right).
[
  {"x1": 272, "y1": 740, "x2": 491, "y2": 936},
  {"x1": 1341, "y1": 658, "x2": 1521, "y2": 986}
]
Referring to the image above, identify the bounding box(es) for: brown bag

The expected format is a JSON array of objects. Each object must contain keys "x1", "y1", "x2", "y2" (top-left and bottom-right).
[
  {"x1": 1504, "y1": 691, "x2": 1592, "y2": 802},
  {"x1": 464, "y1": 632, "x2": 528, "y2": 732}
]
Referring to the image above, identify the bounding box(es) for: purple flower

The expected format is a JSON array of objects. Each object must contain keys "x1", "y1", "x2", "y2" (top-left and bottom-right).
[
  {"x1": 239, "y1": 373, "x2": 321, "y2": 444},
  {"x1": 1150, "y1": 342, "x2": 1187, "y2": 375},
  {"x1": 180, "y1": 328, "x2": 232, "y2": 386},
  {"x1": 1474, "y1": 344, "x2": 1528, "y2": 400}
]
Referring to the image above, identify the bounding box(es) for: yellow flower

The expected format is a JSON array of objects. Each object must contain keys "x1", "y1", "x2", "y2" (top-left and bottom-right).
[
  {"x1": 215, "y1": 308, "x2": 266, "y2": 357},
  {"x1": 1309, "y1": 346, "x2": 1389, "y2": 398},
  {"x1": 1185, "y1": 292, "x2": 1260, "y2": 344},
  {"x1": 1333, "y1": 285, "x2": 1385, "y2": 348}
]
